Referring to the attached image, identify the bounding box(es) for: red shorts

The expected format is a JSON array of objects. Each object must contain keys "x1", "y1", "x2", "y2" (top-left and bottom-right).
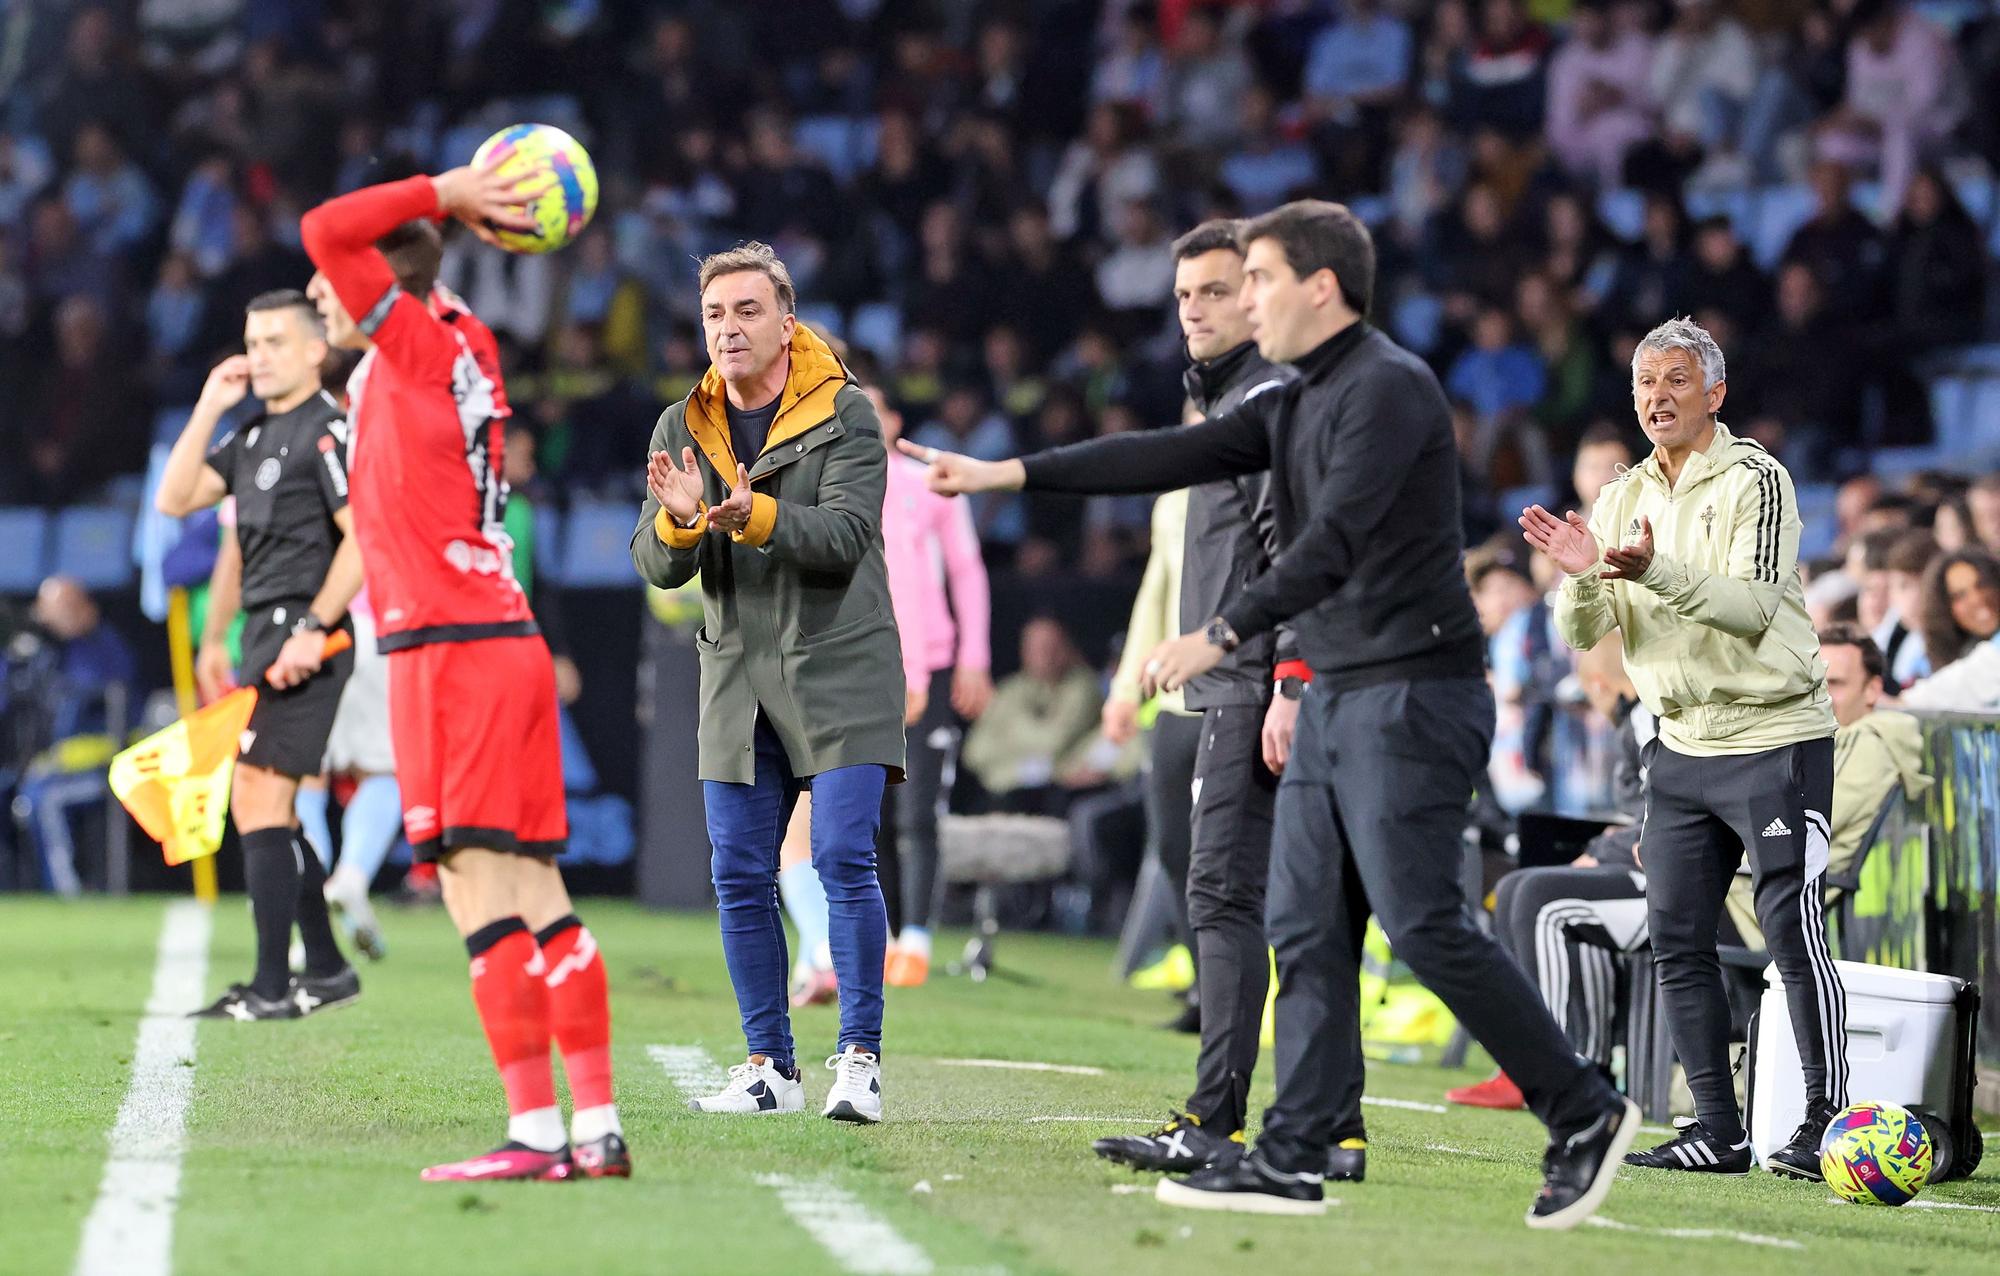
[{"x1": 386, "y1": 634, "x2": 566, "y2": 861}]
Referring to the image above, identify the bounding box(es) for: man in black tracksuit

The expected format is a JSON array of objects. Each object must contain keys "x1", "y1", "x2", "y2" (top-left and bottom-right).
[
  {"x1": 1094, "y1": 222, "x2": 1300, "y2": 1175},
  {"x1": 908, "y1": 201, "x2": 1635, "y2": 1229}
]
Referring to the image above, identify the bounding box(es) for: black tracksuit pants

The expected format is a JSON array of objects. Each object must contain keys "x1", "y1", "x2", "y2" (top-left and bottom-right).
[
  {"x1": 1258, "y1": 678, "x2": 1617, "y2": 1171},
  {"x1": 1182, "y1": 703, "x2": 1278, "y2": 1132},
  {"x1": 1642, "y1": 734, "x2": 1846, "y2": 1138},
  {"x1": 894, "y1": 667, "x2": 959, "y2": 932},
  {"x1": 1147, "y1": 711, "x2": 1203, "y2": 956}
]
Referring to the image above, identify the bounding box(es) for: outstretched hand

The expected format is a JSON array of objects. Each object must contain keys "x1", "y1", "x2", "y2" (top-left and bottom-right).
[
  {"x1": 707, "y1": 464, "x2": 755, "y2": 535},
  {"x1": 432, "y1": 156, "x2": 555, "y2": 249},
  {"x1": 648, "y1": 447, "x2": 706, "y2": 525},
  {"x1": 1518, "y1": 504, "x2": 1601, "y2": 576},
  {"x1": 1600, "y1": 515, "x2": 1655, "y2": 582},
  {"x1": 894, "y1": 438, "x2": 1024, "y2": 496}
]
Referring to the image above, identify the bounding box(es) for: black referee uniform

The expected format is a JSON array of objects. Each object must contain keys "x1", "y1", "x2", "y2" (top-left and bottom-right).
[
  {"x1": 1019, "y1": 320, "x2": 1631, "y2": 1194},
  {"x1": 208, "y1": 389, "x2": 357, "y2": 772}
]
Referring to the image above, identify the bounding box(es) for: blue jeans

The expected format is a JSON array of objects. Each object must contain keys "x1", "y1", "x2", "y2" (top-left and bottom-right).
[{"x1": 703, "y1": 715, "x2": 888, "y2": 1070}]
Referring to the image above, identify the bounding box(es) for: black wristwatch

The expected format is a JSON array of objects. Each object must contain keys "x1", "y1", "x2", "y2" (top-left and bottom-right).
[
  {"x1": 1275, "y1": 675, "x2": 1306, "y2": 701},
  {"x1": 1203, "y1": 616, "x2": 1240, "y2": 653},
  {"x1": 292, "y1": 613, "x2": 328, "y2": 636}
]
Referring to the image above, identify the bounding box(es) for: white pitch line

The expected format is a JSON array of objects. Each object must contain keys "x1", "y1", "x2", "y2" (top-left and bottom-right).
[
  {"x1": 1362, "y1": 1096, "x2": 1447, "y2": 1114},
  {"x1": 933, "y1": 1058, "x2": 1105, "y2": 1076},
  {"x1": 1025, "y1": 1116, "x2": 1156, "y2": 1124},
  {"x1": 647, "y1": 1044, "x2": 728, "y2": 1099},
  {"x1": 1586, "y1": 1217, "x2": 1803, "y2": 1250},
  {"x1": 73, "y1": 900, "x2": 213, "y2": 1276},
  {"x1": 1909, "y1": 1199, "x2": 2000, "y2": 1214},
  {"x1": 758, "y1": 1174, "x2": 934, "y2": 1276}
]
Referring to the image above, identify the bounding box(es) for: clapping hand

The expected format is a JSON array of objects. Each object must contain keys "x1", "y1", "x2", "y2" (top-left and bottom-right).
[
  {"x1": 648, "y1": 447, "x2": 706, "y2": 525},
  {"x1": 707, "y1": 464, "x2": 755, "y2": 536},
  {"x1": 1518, "y1": 504, "x2": 1602, "y2": 576},
  {"x1": 1600, "y1": 515, "x2": 1655, "y2": 582}
]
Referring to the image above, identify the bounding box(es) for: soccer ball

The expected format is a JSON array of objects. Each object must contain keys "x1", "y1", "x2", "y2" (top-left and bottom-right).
[
  {"x1": 469, "y1": 123, "x2": 598, "y2": 254},
  {"x1": 1821, "y1": 1102, "x2": 1933, "y2": 1206}
]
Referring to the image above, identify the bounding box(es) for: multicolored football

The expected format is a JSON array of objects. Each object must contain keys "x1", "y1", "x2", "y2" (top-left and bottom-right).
[
  {"x1": 1821, "y1": 1102, "x2": 1933, "y2": 1206},
  {"x1": 470, "y1": 123, "x2": 598, "y2": 254}
]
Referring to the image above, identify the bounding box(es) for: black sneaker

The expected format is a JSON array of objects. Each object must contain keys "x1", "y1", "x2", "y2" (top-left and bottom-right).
[
  {"x1": 1162, "y1": 997, "x2": 1201, "y2": 1035},
  {"x1": 191, "y1": 982, "x2": 300, "y2": 1021},
  {"x1": 293, "y1": 966, "x2": 362, "y2": 1016},
  {"x1": 1765, "y1": 1098, "x2": 1839, "y2": 1181},
  {"x1": 1326, "y1": 1137, "x2": 1367, "y2": 1182},
  {"x1": 1528, "y1": 1096, "x2": 1639, "y2": 1230},
  {"x1": 1155, "y1": 1150, "x2": 1327, "y2": 1216},
  {"x1": 1094, "y1": 1112, "x2": 1242, "y2": 1173},
  {"x1": 1622, "y1": 1117, "x2": 1752, "y2": 1174}
]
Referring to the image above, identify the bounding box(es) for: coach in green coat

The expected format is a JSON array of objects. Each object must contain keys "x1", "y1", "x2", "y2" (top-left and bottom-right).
[{"x1": 629, "y1": 241, "x2": 901, "y2": 1118}]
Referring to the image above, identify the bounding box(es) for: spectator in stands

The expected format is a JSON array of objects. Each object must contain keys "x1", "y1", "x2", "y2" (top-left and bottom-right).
[
  {"x1": 1544, "y1": 0, "x2": 1655, "y2": 188},
  {"x1": 20, "y1": 293, "x2": 145, "y2": 502},
  {"x1": 1092, "y1": 3, "x2": 1167, "y2": 116},
  {"x1": 1847, "y1": 528, "x2": 1900, "y2": 640},
  {"x1": 0, "y1": 131, "x2": 56, "y2": 229},
  {"x1": 34, "y1": 7, "x2": 157, "y2": 161},
  {"x1": 1734, "y1": 261, "x2": 1859, "y2": 466},
  {"x1": 1648, "y1": 0, "x2": 1757, "y2": 160},
  {"x1": 1781, "y1": 159, "x2": 1886, "y2": 326},
  {"x1": 1449, "y1": 304, "x2": 1547, "y2": 433},
  {"x1": 1676, "y1": 216, "x2": 1767, "y2": 337},
  {"x1": 60, "y1": 121, "x2": 155, "y2": 255},
  {"x1": 1834, "y1": 473, "x2": 1884, "y2": 556},
  {"x1": 1302, "y1": 0, "x2": 1412, "y2": 191},
  {"x1": 1815, "y1": 0, "x2": 1963, "y2": 213},
  {"x1": 1160, "y1": 6, "x2": 1253, "y2": 153},
  {"x1": 1048, "y1": 102, "x2": 1160, "y2": 245},
  {"x1": 902, "y1": 201, "x2": 994, "y2": 346},
  {"x1": 1094, "y1": 199, "x2": 1178, "y2": 335},
  {"x1": 1455, "y1": 0, "x2": 1552, "y2": 138},
  {"x1": 961, "y1": 616, "x2": 1106, "y2": 816},
  {"x1": 1877, "y1": 529, "x2": 1938, "y2": 690},
  {"x1": 1968, "y1": 475, "x2": 2000, "y2": 555},
  {"x1": 1569, "y1": 421, "x2": 1635, "y2": 521},
  {"x1": 1881, "y1": 165, "x2": 1986, "y2": 358},
  {"x1": 1931, "y1": 490, "x2": 1976, "y2": 555},
  {"x1": 1221, "y1": 85, "x2": 1319, "y2": 215},
  {"x1": 1903, "y1": 548, "x2": 2000, "y2": 710},
  {"x1": 1517, "y1": 272, "x2": 1598, "y2": 446},
  {"x1": 8, "y1": 576, "x2": 137, "y2": 895},
  {"x1": 1384, "y1": 105, "x2": 1468, "y2": 254}
]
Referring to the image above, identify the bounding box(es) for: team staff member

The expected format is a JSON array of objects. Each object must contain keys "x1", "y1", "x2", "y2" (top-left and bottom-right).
[
  {"x1": 1094, "y1": 220, "x2": 1313, "y2": 1177},
  {"x1": 156, "y1": 290, "x2": 360, "y2": 1022},
  {"x1": 1523, "y1": 316, "x2": 1847, "y2": 1180},
  {"x1": 912, "y1": 201, "x2": 1635, "y2": 1228},
  {"x1": 631, "y1": 242, "x2": 904, "y2": 1125},
  {"x1": 304, "y1": 164, "x2": 624, "y2": 1183}
]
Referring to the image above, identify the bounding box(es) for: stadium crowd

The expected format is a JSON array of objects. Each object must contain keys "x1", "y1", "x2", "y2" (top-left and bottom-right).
[{"x1": 5, "y1": 0, "x2": 2000, "y2": 900}]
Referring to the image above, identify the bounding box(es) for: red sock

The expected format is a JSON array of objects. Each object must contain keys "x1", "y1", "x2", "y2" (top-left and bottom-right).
[
  {"x1": 466, "y1": 920, "x2": 556, "y2": 1116},
  {"x1": 537, "y1": 914, "x2": 613, "y2": 1110}
]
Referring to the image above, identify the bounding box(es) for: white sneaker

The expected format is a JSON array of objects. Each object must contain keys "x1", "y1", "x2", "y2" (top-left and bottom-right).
[
  {"x1": 687, "y1": 1056, "x2": 806, "y2": 1115},
  {"x1": 822, "y1": 1047, "x2": 882, "y2": 1124},
  {"x1": 325, "y1": 869, "x2": 386, "y2": 961}
]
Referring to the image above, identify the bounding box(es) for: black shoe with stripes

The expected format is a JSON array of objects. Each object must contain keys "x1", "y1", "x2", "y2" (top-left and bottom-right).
[
  {"x1": 1765, "y1": 1097, "x2": 1840, "y2": 1181},
  {"x1": 1622, "y1": 1118, "x2": 1752, "y2": 1174}
]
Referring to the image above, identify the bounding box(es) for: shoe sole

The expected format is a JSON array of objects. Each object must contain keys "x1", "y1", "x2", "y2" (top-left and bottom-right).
[
  {"x1": 297, "y1": 991, "x2": 362, "y2": 1017},
  {"x1": 1154, "y1": 1177, "x2": 1326, "y2": 1216},
  {"x1": 1526, "y1": 1098, "x2": 1642, "y2": 1232},
  {"x1": 1765, "y1": 1161, "x2": 1823, "y2": 1182},
  {"x1": 824, "y1": 1100, "x2": 882, "y2": 1124},
  {"x1": 685, "y1": 1101, "x2": 806, "y2": 1115},
  {"x1": 1093, "y1": 1148, "x2": 1205, "y2": 1174}
]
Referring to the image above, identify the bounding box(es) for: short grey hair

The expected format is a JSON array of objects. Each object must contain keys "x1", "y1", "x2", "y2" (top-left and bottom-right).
[
  {"x1": 697, "y1": 241, "x2": 796, "y2": 315},
  {"x1": 1631, "y1": 316, "x2": 1725, "y2": 390}
]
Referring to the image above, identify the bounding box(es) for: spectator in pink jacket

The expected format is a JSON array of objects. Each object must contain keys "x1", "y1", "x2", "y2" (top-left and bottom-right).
[{"x1": 873, "y1": 384, "x2": 993, "y2": 986}]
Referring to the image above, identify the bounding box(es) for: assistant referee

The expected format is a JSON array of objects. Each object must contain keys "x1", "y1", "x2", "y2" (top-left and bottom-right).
[{"x1": 911, "y1": 200, "x2": 1635, "y2": 1229}]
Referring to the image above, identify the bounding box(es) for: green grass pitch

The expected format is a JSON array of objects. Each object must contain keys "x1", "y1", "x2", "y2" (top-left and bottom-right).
[{"x1": 7, "y1": 895, "x2": 1999, "y2": 1275}]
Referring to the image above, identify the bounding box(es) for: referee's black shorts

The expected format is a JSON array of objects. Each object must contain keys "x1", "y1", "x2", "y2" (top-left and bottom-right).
[{"x1": 237, "y1": 599, "x2": 354, "y2": 779}]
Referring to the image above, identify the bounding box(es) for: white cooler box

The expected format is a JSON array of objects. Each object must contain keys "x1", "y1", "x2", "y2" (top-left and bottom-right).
[{"x1": 1747, "y1": 959, "x2": 1983, "y2": 1179}]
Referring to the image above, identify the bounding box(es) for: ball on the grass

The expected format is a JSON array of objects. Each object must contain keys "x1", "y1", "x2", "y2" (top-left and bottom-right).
[
  {"x1": 1821, "y1": 1102, "x2": 1933, "y2": 1206},
  {"x1": 470, "y1": 123, "x2": 597, "y2": 254}
]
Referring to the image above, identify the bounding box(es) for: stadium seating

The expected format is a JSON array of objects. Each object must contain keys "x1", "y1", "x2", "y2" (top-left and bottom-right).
[
  {"x1": 0, "y1": 508, "x2": 51, "y2": 594},
  {"x1": 558, "y1": 499, "x2": 644, "y2": 588},
  {"x1": 50, "y1": 506, "x2": 137, "y2": 591}
]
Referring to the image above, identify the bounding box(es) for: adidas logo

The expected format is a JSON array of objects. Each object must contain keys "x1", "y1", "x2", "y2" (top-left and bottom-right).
[{"x1": 1761, "y1": 818, "x2": 1793, "y2": 838}]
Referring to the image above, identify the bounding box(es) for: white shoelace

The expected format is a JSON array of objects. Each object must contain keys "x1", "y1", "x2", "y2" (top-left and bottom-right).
[
  {"x1": 720, "y1": 1061, "x2": 768, "y2": 1095},
  {"x1": 825, "y1": 1051, "x2": 877, "y2": 1089}
]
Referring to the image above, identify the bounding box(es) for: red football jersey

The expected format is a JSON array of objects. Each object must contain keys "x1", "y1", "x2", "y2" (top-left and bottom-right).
[{"x1": 301, "y1": 177, "x2": 533, "y2": 652}]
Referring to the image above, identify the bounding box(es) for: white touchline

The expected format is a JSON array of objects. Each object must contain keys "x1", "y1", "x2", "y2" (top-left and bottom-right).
[
  {"x1": 74, "y1": 900, "x2": 213, "y2": 1276},
  {"x1": 1361, "y1": 1096, "x2": 1447, "y2": 1114},
  {"x1": 1909, "y1": 1199, "x2": 2000, "y2": 1214},
  {"x1": 933, "y1": 1058, "x2": 1105, "y2": 1076},
  {"x1": 757, "y1": 1174, "x2": 935, "y2": 1276},
  {"x1": 646, "y1": 1044, "x2": 727, "y2": 1099},
  {"x1": 1586, "y1": 1217, "x2": 1803, "y2": 1250},
  {"x1": 1025, "y1": 1116, "x2": 1156, "y2": 1124}
]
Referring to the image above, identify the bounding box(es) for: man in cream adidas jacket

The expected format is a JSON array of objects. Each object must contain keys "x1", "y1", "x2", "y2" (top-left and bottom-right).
[{"x1": 1521, "y1": 317, "x2": 1846, "y2": 1183}]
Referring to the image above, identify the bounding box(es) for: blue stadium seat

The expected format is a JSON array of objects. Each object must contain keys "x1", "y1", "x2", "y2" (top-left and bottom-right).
[
  {"x1": 1496, "y1": 484, "x2": 1553, "y2": 521},
  {"x1": 0, "y1": 508, "x2": 52, "y2": 595},
  {"x1": 534, "y1": 502, "x2": 563, "y2": 582},
  {"x1": 1794, "y1": 483, "x2": 1839, "y2": 562},
  {"x1": 1390, "y1": 291, "x2": 1443, "y2": 356},
  {"x1": 793, "y1": 115, "x2": 878, "y2": 184},
  {"x1": 51, "y1": 505, "x2": 137, "y2": 591},
  {"x1": 1595, "y1": 189, "x2": 1644, "y2": 241},
  {"x1": 557, "y1": 500, "x2": 643, "y2": 588},
  {"x1": 1345, "y1": 194, "x2": 1389, "y2": 227},
  {"x1": 796, "y1": 303, "x2": 846, "y2": 342},
  {"x1": 1868, "y1": 446, "x2": 1950, "y2": 481},
  {"x1": 848, "y1": 302, "x2": 902, "y2": 363}
]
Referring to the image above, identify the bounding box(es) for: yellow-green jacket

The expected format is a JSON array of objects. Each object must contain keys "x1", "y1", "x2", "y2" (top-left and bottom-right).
[{"x1": 1554, "y1": 420, "x2": 1835, "y2": 756}]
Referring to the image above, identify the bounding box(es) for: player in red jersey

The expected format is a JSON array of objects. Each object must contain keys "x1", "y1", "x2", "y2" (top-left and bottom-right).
[{"x1": 300, "y1": 162, "x2": 625, "y2": 1183}]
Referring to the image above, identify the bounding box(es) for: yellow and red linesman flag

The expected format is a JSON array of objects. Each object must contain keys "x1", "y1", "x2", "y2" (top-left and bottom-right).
[{"x1": 109, "y1": 630, "x2": 352, "y2": 866}]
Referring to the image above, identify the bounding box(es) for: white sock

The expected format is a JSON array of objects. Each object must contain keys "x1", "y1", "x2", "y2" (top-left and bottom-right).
[
  {"x1": 899, "y1": 926, "x2": 931, "y2": 959},
  {"x1": 571, "y1": 1104, "x2": 622, "y2": 1144},
  {"x1": 508, "y1": 1105, "x2": 566, "y2": 1152}
]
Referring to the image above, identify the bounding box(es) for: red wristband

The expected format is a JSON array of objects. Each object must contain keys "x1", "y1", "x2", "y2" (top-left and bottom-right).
[{"x1": 1274, "y1": 659, "x2": 1313, "y2": 684}]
